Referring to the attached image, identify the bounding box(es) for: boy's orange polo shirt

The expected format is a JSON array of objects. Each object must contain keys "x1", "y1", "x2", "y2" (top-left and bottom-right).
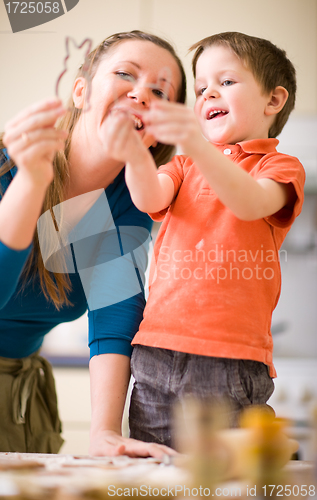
[{"x1": 132, "y1": 139, "x2": 305, "y2": 377}]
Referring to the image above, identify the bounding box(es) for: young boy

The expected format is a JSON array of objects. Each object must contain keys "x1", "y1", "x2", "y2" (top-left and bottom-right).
[{"x1": 106, "y1": 32, "x2": 305, "y2": 448}]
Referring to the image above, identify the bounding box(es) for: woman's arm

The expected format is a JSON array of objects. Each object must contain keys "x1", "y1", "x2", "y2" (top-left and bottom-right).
[
  {"x1": 80, "y1": 187, "x2": 175, "y2": 457},
  {"x1": 1, "y1": 99, "x2": 67, "y2": 250},
  {"x1": 89, "y1": 353, "x2": 176, "y2": 458},
  {"x1": 89, "y1": 353, "x2": 129, "y2": 455},
  {"x1": 0, "y1": 99, "x2": 67, "y2": 309}
]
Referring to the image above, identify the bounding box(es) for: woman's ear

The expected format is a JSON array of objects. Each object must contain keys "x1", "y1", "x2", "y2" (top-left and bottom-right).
[
  {"x1": 265, "y1": 86, "x2": 289, "y2": 116},
  {"x1": 72, "y1": 77, "x2": 86, "y2": 109}
]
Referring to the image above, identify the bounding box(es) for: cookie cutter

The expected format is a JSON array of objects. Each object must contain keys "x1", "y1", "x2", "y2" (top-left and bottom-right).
[{"x1": 56, "y1": 36, "x2": 93, "y2": 113}]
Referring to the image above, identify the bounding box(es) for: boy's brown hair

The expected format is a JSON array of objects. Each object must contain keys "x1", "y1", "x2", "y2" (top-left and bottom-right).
[{"x1": 190, "y1": 32, "x2": 296, "y2": 138}]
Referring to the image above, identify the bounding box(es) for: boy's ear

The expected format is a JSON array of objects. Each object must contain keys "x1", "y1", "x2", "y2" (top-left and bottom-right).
[
  {"x1": 265, "y1": 86, "x2": 289, "y2": 116},
  {"x1": 72, "y1": 77, "x2": 86, "y2": 109}
]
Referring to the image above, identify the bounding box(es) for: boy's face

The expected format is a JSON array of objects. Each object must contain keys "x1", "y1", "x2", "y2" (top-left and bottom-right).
[{"x1": 194, "y1": 45, "x2": 273, "y2": 145}]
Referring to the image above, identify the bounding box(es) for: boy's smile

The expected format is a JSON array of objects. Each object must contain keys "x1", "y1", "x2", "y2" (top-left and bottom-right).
[
  {"x1": 205, "y1": 108, "x2": 229, "y2": 120},
  {"x1": 194, "y1": 45, "x2": 274, "y2": 145}
]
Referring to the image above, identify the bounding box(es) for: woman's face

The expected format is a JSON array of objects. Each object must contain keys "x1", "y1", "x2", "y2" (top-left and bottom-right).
[{"x1": 73, "y1": 39, "x2": 182, "y2": 153}]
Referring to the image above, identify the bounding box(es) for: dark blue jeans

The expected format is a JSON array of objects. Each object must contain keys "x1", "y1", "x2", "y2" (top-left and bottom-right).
[{"x1": 129, "y1": 345, "x2": 274, "y2": 449}]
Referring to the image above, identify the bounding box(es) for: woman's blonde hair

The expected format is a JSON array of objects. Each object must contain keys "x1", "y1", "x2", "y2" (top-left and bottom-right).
[{"x1": 0, "y1": 30, "x2": 186, "y2": 309}]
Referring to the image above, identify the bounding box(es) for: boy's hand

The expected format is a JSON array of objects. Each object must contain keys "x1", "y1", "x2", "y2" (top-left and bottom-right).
[
  {"x1": 104, "y1": 110, "x2": 149, "y2": 165},
  {"x1": 142, "y1": 100, "x2": 203, "y2": 154}
]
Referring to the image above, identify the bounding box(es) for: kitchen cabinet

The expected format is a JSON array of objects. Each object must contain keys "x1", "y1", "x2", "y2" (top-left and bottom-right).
[{"x1": 53, "y1": 367, "x2": 91, "y2": 455}]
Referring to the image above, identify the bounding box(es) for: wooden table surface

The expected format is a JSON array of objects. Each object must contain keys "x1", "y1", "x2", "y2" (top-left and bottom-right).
[{"x1": 0, "y1": 453, "x2": 315, "y2": 499}]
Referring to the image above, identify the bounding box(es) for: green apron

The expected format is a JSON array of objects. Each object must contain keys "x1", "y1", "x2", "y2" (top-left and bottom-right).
[{"x1": 0, "y1": 352, "x2": 64, "y2": 453}]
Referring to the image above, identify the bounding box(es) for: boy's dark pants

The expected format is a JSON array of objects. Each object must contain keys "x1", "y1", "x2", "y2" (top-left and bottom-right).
[{"x1": 129, "y1": 345, "x2": 274, "y2": 449}]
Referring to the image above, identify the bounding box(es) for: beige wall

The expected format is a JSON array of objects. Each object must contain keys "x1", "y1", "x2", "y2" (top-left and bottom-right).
[{"x1": 0, "y1": 0, "x2": 316, "y2": 130}]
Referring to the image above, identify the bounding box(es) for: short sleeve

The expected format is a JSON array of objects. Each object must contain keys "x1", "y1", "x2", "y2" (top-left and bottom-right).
[
  {"x1": 148, "y1": 155, "x2": 187, "y2": 222},
  {"x1": 254, "y1": 153, "x2": 306, "y2": 228}
]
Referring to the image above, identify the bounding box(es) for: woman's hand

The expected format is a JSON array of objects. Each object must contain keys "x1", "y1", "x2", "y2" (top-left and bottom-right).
[
  {"x1": 2, "y1": 98, "x2": 67, "y2": 187},
  {"x1": 89, "y1": 429, "x2": 177, "y2": 459}
]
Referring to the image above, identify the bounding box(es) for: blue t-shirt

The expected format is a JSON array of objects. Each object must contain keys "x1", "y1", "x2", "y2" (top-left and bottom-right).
[{"x1": 0, "y1": 149, "x2": 152, "y2": 359}]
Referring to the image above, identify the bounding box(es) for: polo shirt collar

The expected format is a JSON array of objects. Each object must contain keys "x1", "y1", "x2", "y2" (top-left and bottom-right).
[{"x1": 216, "y1": 138, "x2": 279, "y2": 155}]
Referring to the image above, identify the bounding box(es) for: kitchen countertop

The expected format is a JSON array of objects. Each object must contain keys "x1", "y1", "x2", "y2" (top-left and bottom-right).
[{"x1": 44, "y1": 354, "x2": 89, "y2": 368}]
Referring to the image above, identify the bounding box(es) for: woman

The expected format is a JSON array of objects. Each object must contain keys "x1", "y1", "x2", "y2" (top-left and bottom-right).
[{"x1": 0, "y1": 30, "x2": 186, "y2": 456}]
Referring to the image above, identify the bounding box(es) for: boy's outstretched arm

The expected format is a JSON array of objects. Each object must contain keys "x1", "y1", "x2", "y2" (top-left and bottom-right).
[
  {"x1": 104, "y1": 110, "x2": 174, "y2": 213},
  {"x1": 143, "y1": 101, "x2": 296, "y2": 221}
]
